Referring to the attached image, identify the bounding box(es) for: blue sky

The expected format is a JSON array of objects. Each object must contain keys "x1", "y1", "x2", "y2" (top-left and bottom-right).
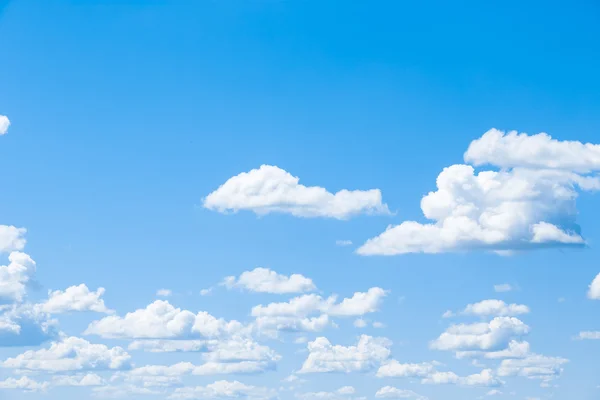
[{"x1": 1, "y1": 1, "x2": 600, "y2": 399}]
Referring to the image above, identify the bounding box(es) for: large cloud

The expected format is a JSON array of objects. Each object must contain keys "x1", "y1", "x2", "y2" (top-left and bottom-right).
[
  {"x1": 358, "y1": 129, "x2": 600, "y2": 255},
  {"x1": 85, "y1": 300, "x2": 247, "y2": 339},
  {"x1": 223, "y1": 267, "x2": 316, "y2": 294},
  {"x1": 2, "y1": 336, "x2": 131, "y2": 372},
  {"x1": 430, "y1": 317, "x2": 530, "y2": 352},
  {"x1": 298, "y1": 335, "x2": 392, "y2": 373},
  {"x1": 36, "y1": 284, "x2": 113, "y2": 314},
  {"x1": 203, "y1": 165, "x2": 390, "y2": 219}
]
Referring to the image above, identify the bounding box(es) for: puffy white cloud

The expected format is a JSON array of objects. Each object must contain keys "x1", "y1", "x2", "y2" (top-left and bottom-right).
[
  {"x1": 128, "y1": 339, "x2": 210, "y2": 352},
  {"x1": 157, "y1": 289, "x2": 172, "y2": 297},
  {"x1": 327, "y1": 288, "x2": 388, "y2": 317},
  {"x1": 493, "y1": 284, "x2": 513, "y2": 293},
  {"x1": 0, "y1": 251, "x2": 36, "y2": 303},
  {"x1": 37, "y1": 284, "x2": 113, "y2": 314},
  {"x1": 299, "y1": 335, "x2": 392, "y2": 373},
  {"x1": 203, "y1": 165, "x2": 389, "y2": 219},
  {"x1": 376, "y1": 361, "x2": 436, "y2": 378},
  {"x1": 297, "y1": 386, "x2": 357, "y2": 399},
  {"x1": 85, "y1": 300, "x2": 246, "y2": 339},
  {"x1": 454, "y1": 300, "x2": 530, "y2": 318},
  {"x1": 575, "y1": 331, "x2": 600, "y2": 340},
  {"x1": 497, "y1": 353, "x2": 568, "y2": 382},
  {"x1": 223, "y1": 267, "x2": 316, "y2": 294},
  {"x1": 255, "y1": 314, "x2": 331, "y2": 335},
  {"x1": 0, "y1": 115, "x2": 10, "y2": 135},
  {"x1": 0, "y1": 225, "x2": 26, "y2": 253},
  {"x1": 2, "y1": 336, "x2": 132, "y2": 372},
  {"x1": 52, "y1": 373, "x2": 104, "y2": 386},
  {"x1": 455, "y1": 340, "x2": 531, "y2": 360},
  {"x1": 430, "y1": 317, "x2": 530, "y2": 351},
  {"x1": 0, "y1": 376, "x2": 49, "y2": 392},
  {"x1": 168, "y1": 380, "x2": 276, "y2": 399},
  {"x1": 588, "y1": 272, "x2": 600, "y2": 299},
  {"x1": 422, "y1": 369, "x2": 502, "y2": 387},
  {"x1": 354, "y1": 318, "x2": 367, "y2": 328},
  {"x1": 358, "y1": 129, "x2": 600, "y2": 255},
  {"x1": 375, "y1": 386, "x2": 428, "y2": 399},
  {"x1": 464, "y1": 128, "x2": 600, "y2": 173}
]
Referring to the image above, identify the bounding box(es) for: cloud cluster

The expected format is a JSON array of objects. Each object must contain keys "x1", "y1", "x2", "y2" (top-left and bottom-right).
[
  {"x1": 203, "y1": 165, "x2": 390, "y2": 219},
  {"x1": 358, "y1": 129, "x2": 600, "y2": 255}
]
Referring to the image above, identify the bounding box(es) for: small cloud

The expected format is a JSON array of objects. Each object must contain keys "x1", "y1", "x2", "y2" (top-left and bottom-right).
[
  {"x1": 156, "y1": 289, "x2": 172, "y2": 297},
  {"x1": 442, "y1": 310, "x2": 454, "y2": 318},
  {"x1": 200, "y1": 288, "x2": 213, "y2": 296},
  {"x1": 336, "y1": 240, "x2": 353, "y2": 246},
  {"x1": 493, "y1": 284, "x2": 513, "y2": 293},
  {"x1": 0, "y1": 115, "x2": 10, "y2": 135},
  {"x1": 558, "y1": 297, "x2": 566, "y2": 303},
  {"x1": 373, "y1": 321, "x2": 385, "y2": 329},
  {"x1": 354, "y1": 318, "x2": 367, "y2": 328}
]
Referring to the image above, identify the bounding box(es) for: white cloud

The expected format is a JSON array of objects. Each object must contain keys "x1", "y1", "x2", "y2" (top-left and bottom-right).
[
  {"x1": 493, "y1": 284, "x2": 513, "y2": 293},
  {"x1": 464, "y1": 128, "x2": 600, "y2": 173},
  {"x1": 223, "y1": 267, "x2": 316, "y2": 294},
  {"x1": 375, "y1": 386, "x2": 428, "y2": 399},
  {"x1": 193, "y1": 361, "x2": 274, "y2": 375},
  {"x1": 430, "y1": 317, "x2": 530, "y2": 351},
  {"x1": 422, "y1": 369, "x2": 502, "y2": 387},
  {"x1": 157, "y1": 289, "x2": 172, "y2": 297},
  {"x1": 0, "y1": 376, "x2": 48, "y2": 392},
  {"x1": 485, "y1": 389, "x2": 502, "y2": 396},
  {"x1": 497, "y1": 353, "x2": 568, "y2": 382},
  {"x1": 128, "y1": 339, "x2": 210, "y2": 352},
  {"x1": 588, "y1": 272, "x2": 600, "y2": 299},
  {"x1": 85, "y1": 300, "x2": 246, "y2": 339},
  {"x1": 0, "y1": 115, "x2": 10, "y2": 135},
  {"x1": 327, "y1": 288, "x2": 388, "y2": 316},
  {"x1": 93, "y1": 383, "x2": 163, "y2": 398},
  {"x1": 354, "y1": 318, "x2": 367, "y2": 328},
  {"x1": 0, "y1": 251, "x2": 36, "y2": 303},
  {"x1": 2, "y1": 336, "x2": 131, "y2": 372},
  {"x1": 373, "y1": 321, "x2": 385, "y2": 329},
  {"x1": 168, "y1": 380, "x2": 276, "y2": 399},
  {"x1": 37, "y1": 284, "x2": 113, "y2": 314},
  {"x1": 358, "y1": 130, "x2": 600, "y2": 255},
  {"x1": 200, "y1": 288, "x2": 213, "y2": 296},
  {"x1": 298, "y1": 335, "x2": 392, "y2": 373},
  {"x1": 203, "y1": 165, "x2": 389, "y2": 219},
  {"x1": 336, "y1": 240, "x2": 353, "y2": 247},
  {"x1": 457, "y1": 300, "x2": 530, "y2": 317},
  {"x1": 456, "y1": 340, "x2": 531, "y2": 360},
  {"x1": 575, "y1": 331, "x2": 600, "y2": 340},
  {"x1": 53, "y1": 373, "x2": 104, "y2": 387},
  {"x1": 376, "y1": 361, "x2": 436, "y2": 378},
  {"x1": 0, "y1": 303, "x2": 58, "y2": 346},
  {"x1": 0, "y1": 225, "x2": 26, "y2": 253},
  {"x1": 297, "y1": 386, "x2": 357, "y2": 399}
]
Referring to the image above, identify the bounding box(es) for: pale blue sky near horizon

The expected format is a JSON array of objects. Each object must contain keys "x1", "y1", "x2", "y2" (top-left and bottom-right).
[{"x1": 1, "y1": 1, "x2": 600, "y2": 400}]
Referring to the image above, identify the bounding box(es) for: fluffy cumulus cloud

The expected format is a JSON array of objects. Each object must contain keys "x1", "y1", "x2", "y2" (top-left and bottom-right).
[
  {"x1": 85, "y1": 300, "x2": 246, "y2": 339},
  {"x1": 203, "y1": 165, "x2": 389, "y2": 219},
  {"x1": 375, "y1": 386, "x2": 428, "y2": 399},
  {"x1": 52, "y1": 373, "x2": 104, "y2": 387},
  {"x1": 298, "y1": 335, "x2": 392, "y2": 373},
  {"x1": 168, "y1": 380, "x2": 276, "y2": 399},
  {"x1": 0, "y1": 376, "x2": 49, "y2": 392},
  {"x1": 430, "y1": 317, "x2": 530, "y2": 352},
  {"x1": 223, "y1": 267, "x2": 316, "y2": 294},
  {"x1": 0, "y1": 225, "x2": 26, "y2": 253},
  {"x1": 2, "y1": 336, "x2": 131, "y2": 372},
  {"x1": 251, "y1": 288, "x2": 387, "y2": 335},
  {"x1": 0, "y1": 251, "x2": 36, "y2": 303},
  {"x1": 444, "y1": 299, "x2": 530, "y2": 318},
  {"x1": 358, "y1": 129, "x2": 600, "y2": 255},
  {"x1": 376, "y1": 361, "x2": 437, "y2": 378},
  {"x1": 421, "y1": 369, "x2": 502, "y2": 387},
  {"x1": 36, "y1": 284, "x2": 113, "y2": 314},
  {"x1": 0, "y1": 115, "x2": 10, "y2": 135},
  {"x1": 588, "y1": 272, "x2": 600, "y2": 299}
]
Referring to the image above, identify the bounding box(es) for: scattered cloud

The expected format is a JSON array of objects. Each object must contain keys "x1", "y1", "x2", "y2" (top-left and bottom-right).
[
  {"x1": 444, "y1": 299, "x2": 529, "y2": 318},
  {"x1": 497, "y1": 353, "x2": 568, "y2": 383},
  {"x1": 299, "y1": 335, "x2": 392, "y2": 373},
  {"x1": 575, "y1": 331, "x2": 600, "y2": 340},
  {"x1": 168, "y1": 380, "x2": 276, "y2": 399},
  {"x1": 200, "y1": 288, "x2": 213, "y2": 296},
  {"x1": 375, "y1": 386, "x2": 428, "y2": 399},
  {"x1": 0, "y1": 376, "x2": 48, "y2": 392},
  {"x1": 37, "y1": 284, "x2": 113, "y2": 314},
  {"x1": 157, "y1": 289, "x2": 172, "y2": 297},
  {"x1": 336, "y1": 240, "x2": 353, "y2": 247},
  {"x1": 223, "y1": 267, "x2": 316, "y2": 294},
  {"x1": 203, "y1": 165, "x2": 390, "y2": 219},
  {"x1": 0, "y1": 226, "x2": 26, "y2": 253},
  {"x1": 0, "y1": 115, "x2": 10, "y2": 135},
  {"x1": 0, "y1": 251, "x2": 36, "y2": 303},
  {"x1": 588, "y1": 272, "x2": 600, "y2": 299},
  {"x1": 422, "y1": 369, "x2": 502, "y2": 387},
  {"x1": 493, "y1": 284, "x2": 513, "y2": 293},
  {"x1": 354, "y1": 318, "x2": 367, "y2": 328}
]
